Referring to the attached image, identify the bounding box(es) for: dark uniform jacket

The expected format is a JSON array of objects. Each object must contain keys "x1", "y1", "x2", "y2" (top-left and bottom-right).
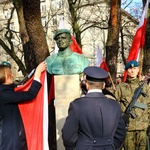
[
  {"x1": 0, "y1": 80, "x2": 41, "y2": 150},
  {"x1": 62, "y1": 92, "x2": 126, "y2": 150}
]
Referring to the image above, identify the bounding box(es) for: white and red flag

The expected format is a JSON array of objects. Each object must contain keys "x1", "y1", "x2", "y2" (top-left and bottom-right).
[
  {"x1": 95, "y1": 46, "x2": 117, "y2": 90},
  {"x1": 123, "y1": 0, "x2": 149, "y2": 81},
  {"x1": 70, "y1": 36, "x2": 83, "y2": 54},
  {"x1": 96, "y1": 45, "x2": 109, "y2": 72},
  {"x1": 15, "y1": 71, "x2": 49, "y2": 150}
]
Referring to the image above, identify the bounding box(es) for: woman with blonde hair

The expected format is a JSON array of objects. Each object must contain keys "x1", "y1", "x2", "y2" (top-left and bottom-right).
[{"x1": 0, "y1": 61, "x2": 47, "y2": 150}]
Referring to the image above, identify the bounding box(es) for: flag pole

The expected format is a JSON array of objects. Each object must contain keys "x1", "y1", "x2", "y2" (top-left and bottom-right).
[
  {"x1": 139, "y1": 47, "x2": 144, "y2": 81},
  {"x1": 108, "y1": 72, "x2": 116, "y2": 91}
]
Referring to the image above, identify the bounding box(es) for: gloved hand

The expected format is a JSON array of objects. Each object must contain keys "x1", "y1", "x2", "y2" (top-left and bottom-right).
[{"x1": 122, "y1": 113, "x2": 130, "y2": 127}]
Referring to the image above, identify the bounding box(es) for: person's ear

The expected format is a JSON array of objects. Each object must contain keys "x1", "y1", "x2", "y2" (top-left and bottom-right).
[
  {"x1": 102, "y1": 82, "x2": 105, "y2": 89},
  {"x1": 85, "y1": 82, "x2": 89, "y2": 91}
]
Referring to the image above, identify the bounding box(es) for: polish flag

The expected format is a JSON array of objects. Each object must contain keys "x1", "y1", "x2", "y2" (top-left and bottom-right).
[
  {"x1": 70, "y1": 36, "x2": 83, "y2": 54},
  {"x1": 123, "y1": 0, "x2": 149, "y2": 81},
  {"x1": 15, "y1": 71, "x2": 49, "y2": 150},
  {"x1": 96, "y1": 45, "x2": 109, "y2": 72}
]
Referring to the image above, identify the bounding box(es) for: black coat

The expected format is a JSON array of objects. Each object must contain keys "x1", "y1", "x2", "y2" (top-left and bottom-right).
[
  {"x1": 62, "y1": 92, "x2": 126, "y2": 150},
  {"x1": 0, "y1": 80, "x2": 41, "y2": 150}
]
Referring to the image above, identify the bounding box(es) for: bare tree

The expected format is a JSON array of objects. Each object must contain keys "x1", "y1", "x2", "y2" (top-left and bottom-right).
[
  {"x1": 0, "y1": 0, "x2": 49, "y2": 75},
  {"x1": 143, "y1": 0, "x2": 150, "y2": 74},
  {"x1": 0, "y1": 0, "x2": 146, "y2": 78},
  {"x1": 106, "y1": 0, "x2": 121, "y2": 81},
  {"x1": 120, "y1": 9, "x2": 138, "y2": 66},
  {"x1": 67, "y1": 0, "x2": 109, "y2": 48},
  {"x1": 22, "y1": 0, "x2": 49, "y2": 71}
]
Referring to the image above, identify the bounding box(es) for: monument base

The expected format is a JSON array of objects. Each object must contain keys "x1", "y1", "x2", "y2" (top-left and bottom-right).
[{"x1": 54, "y1": 74, "x2": 80, "y2": 150}]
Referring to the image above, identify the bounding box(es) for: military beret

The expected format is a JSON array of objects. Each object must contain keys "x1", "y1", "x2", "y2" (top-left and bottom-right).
[
  {"x1": 53, "y1": 29, "x2": 71, "y2": 40},
  {"x1": 125, "y1": 60, "x2": 139, "y2": 70},
  {"x1": 84, "y1": 66, "x2": 108, "y2": 82},
  {"x1": 1, "y1": 61, "x2": 11, "y2": 68}
]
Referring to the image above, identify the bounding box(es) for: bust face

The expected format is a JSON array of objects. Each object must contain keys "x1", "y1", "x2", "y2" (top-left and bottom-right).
[{"x1": 55, "y1": 33, "x2": 71, "y2": 51}]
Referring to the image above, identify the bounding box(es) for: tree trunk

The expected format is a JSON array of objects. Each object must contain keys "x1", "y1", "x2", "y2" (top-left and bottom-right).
[
  {"x1": 22, "y1": 0, "x2": 49, "y2": 70},
  {"x1": 143, "y1": 0, "x2": 150, "y2": 74},
  {"x1": 106, "y1": 0, "x2": 121, "y2": 81},
  {"x1": 143, "y1": 14, "x2": 150, "y2": 74},
  {"x1": 13, "y1": 0, "x2": 32, "y2": 74}
]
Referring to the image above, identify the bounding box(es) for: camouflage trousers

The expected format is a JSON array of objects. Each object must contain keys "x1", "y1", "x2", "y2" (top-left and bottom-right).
[{"x1": 121, "y1": 130, "x2": 148, "y2": 150}]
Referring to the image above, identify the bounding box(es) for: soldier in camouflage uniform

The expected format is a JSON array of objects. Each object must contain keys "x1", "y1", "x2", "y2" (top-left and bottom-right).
[{"x1": 115, "y1": 60, "x2": 150, "y2": 150}]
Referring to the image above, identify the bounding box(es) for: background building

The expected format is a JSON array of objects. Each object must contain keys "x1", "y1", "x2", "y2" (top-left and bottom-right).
[{"x1": 0, "y1": 0, "x2": 138, "y2": 80}]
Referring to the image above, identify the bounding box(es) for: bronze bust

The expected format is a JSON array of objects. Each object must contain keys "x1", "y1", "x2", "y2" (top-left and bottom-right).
[{"x1": 45, "y1": 29, "x2": 89, "y2": 75}]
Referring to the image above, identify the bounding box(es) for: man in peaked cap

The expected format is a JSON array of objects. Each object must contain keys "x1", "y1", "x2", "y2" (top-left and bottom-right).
[
  {"x1": 84, "y1": 66, "x2": 108, "y2": 82},
  {"x1": 45, "y1": 29, "x2": 89, "y2": 75},
  {"x1": 115, "y1": 60, "x2": 150, "y2": 150},
  {"x1": 62, "y1": 66, "x2": 126, "y2": 150}
]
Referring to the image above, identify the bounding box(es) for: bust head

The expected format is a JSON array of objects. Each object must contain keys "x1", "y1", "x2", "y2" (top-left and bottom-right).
[
  {"x1": 45, "y1": 29, "x2": 89, "y2": 75},
  {"x1": 54, "y1": 29, "x2": 71, "y2": 51}
]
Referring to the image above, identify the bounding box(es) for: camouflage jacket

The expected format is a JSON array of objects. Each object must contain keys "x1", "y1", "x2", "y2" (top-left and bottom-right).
[{"x1": 115, "y1": 78, "x2": 150, "y2": 131}]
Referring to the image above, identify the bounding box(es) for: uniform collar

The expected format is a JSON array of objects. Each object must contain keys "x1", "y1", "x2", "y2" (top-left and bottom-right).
[
  {"x1": 88, "y1": 89, "x2": 102, "y2": 93},
  {"x1": 126, "y1": 77, "x2": 140, "y2": 84}
]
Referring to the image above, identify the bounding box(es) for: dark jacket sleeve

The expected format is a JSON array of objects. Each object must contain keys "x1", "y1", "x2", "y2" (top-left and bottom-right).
[
  {"x1": 0, "y1": 80, "x2": 42, "y2": 105},
  {"x1": 114, "y1": 114, "x2": 126, "y2": 149},
  {"x1": 62, "y1": 102, "x2": 79, "y2": 150}
]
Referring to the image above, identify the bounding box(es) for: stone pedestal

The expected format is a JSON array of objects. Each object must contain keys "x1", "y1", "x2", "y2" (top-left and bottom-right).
[{"x1": 54, "y1": 74, "x2": 80, "y2": 150}]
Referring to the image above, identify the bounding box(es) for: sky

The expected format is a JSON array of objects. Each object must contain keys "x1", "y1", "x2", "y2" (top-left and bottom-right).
[
  {"x1": 122, "y1": 0, "x2": 143, "y2": 19},
  {"x1": 130, "y1": 0, "x2": 142, "y2": 6},
  {"x1": 132, "y1": 0, "x2": 142, "y2": 3},
  {"x1": 121, "y1": 0, "x2": 142, "y2": 9}
]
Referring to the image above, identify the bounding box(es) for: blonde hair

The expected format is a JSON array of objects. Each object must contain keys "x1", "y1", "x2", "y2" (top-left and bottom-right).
[{"x1": 0, "y1": 65, "x2": 11, "y2": 84}]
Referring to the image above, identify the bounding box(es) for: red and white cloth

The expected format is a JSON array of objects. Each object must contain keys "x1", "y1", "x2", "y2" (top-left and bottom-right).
[
  {"x1": 96, "y1": 45, "x2": 109, "y2": 72},
  {"x1": 15, "y1": 71, "x2": 49, "y2": 150}
]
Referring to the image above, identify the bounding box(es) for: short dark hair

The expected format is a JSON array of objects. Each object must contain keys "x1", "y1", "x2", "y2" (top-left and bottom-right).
[{"x1": 86, "y1": 80, "x2": 104, "y2": 89}]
